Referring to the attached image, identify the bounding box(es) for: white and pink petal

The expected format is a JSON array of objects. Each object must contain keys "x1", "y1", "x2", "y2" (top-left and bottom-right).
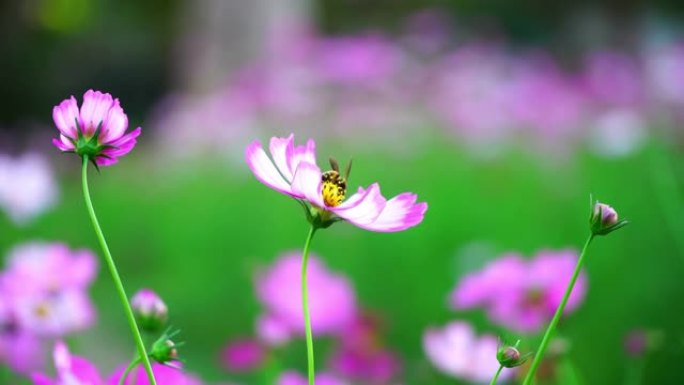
[
  {"x1": 246, "y1": 140, "x2": 296, "y2": 197},
  {"x1": 269, "y1": 134, "x2": 295, "y2": 182},
  {"x1": 79, "y1": 90, "x2": 114, "y2": 136},
  {"x1": 348, "y1": 192, "x2": 427, "y2": 232},
  {"x1": 290, "y1": 162, "x2": 325, "y2": 207},
  {"x1": 52, "y1": 96, "x2": 80, "y2": 138}
]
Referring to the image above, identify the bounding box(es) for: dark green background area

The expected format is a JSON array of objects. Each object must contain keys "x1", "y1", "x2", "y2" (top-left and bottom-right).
[{"x1": 2, "y1": 135, "x2": 682, "y2": 384}]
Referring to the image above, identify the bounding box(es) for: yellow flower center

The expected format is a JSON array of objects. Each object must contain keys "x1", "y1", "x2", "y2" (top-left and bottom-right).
[{"x1": 322, "y1": 170, "x2": 347, "y2": 207}]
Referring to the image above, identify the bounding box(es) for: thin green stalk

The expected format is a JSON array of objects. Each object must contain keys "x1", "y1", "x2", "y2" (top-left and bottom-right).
[
  {"x1": 522, "y1": 234, "x2": 594, "y2": 385},
  {"x1": 119, "y1": 357, "x2": 143, "y2": 385},
  {"x1": 301, "y1": 225, "x2": 317, "y2": 385},
  {"x1": 81, "y1": 156, "x2": 157, "y2": 385},
  {"x1": 489, "y1": 365, "x2": 504, "y2": 385}
]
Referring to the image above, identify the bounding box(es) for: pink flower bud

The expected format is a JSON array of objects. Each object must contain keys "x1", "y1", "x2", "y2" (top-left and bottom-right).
[
  {"x1": 594, "y1": 203, "x2": 618, "y2": 226},
  {"x1": 131, "y1": 289, "x2": 168, "y2": 332}
]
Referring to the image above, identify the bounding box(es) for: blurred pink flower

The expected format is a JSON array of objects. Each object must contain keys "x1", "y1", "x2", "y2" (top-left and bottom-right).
[
  {"x1": 0, "y1": 242, "x2": 97, "y2": 341},
  {"x1": 256, "y1": 252, "x2": 357, "y2": 337},
  {"x1": 31, "y1": 341, "x2": 105, "y2": 385},
  {"x1": 645, "y1": 42, "x2": 684, "y2": 105},
  {"x1": 220, "y1": 338, "x2": 265, "y2": 372},
  {"x1": 315, "y1": 34, "x2": 401, "y2": 86},
  {"x1": 32, "y1": 341, "x2": 203, "y2": 385},
  {"x1": 423, "y1": 321, "x2": 513, "y2": 383},
  {"x1": 0, "y1": 153, "x2": 58, "y2": 225},
  {"x1": 450, "y1": 250, "x2": 587, "y2": 333},
  {"x1": 245, "y1": 134, "x2": 427, "y2": 232},
  {"x1": 131, "y1": 288, "x2": 168, "y2": 332},
  {"x1": 329, "y1": 314, "x2": 401, "y2": 383},
  {"x1": 277, "y1": 371, "x2": 348, "y2": 385},
  {"x1": 256, "y1": 314, "x2": 292, "y2": 346},
  {"x1": 0, "y1": 295, "x2": 43, "y2": 374},
  {"x1": 52, "y1": 89, "x2": 141, "y2": 166},
  {"x1": 582, "y1": 51, "x2": 644, "y2": 107}
]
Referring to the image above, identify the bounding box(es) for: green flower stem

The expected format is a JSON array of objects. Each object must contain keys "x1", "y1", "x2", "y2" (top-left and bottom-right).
[
  {"x1": 489, "y1": 365, "x2": 504, "y2": 385},
  {"x1": 522, "y1": 234, "x2": 594, "y2": 385},
  {"x1": 81, "y1": 156, "x2": 157, "y2": 385},
  {"x1": 119, "y1": 357, "x2": 143, "y2": 385},
  {"x1": 301, "y1": 225, "x2": 318, "y2": 385}
]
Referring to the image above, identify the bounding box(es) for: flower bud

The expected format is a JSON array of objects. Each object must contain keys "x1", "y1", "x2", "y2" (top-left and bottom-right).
[
  {"x1": 496, "y1": 340, "x2": 530, "y2": 368},
  {"x1": 149, "y1": 332, "x2": 181, "y2": 364},
  {"x1": 590, "y1": 200, "x2": 628, "y2": 236},
  {"x1": 131, "y1": 289, "x2": 168, "y2": 333}
]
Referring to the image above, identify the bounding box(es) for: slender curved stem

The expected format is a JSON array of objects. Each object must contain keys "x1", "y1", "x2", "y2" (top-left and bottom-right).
[
  {"x1": 301, "y1": 225, "x2": 317, "y2": 385},
  {"x1": 522, "y1": 234, "x2": 594, "y2": 385},
  {"x1": 118, "y1": 357, "x2": 143, "y2": 385},
  {"x1": 81, "y1": 156, "x2": 157, "y2": 385},
  {"x1": 489, "y1": 365, "x2": 504, "y2": 385}
]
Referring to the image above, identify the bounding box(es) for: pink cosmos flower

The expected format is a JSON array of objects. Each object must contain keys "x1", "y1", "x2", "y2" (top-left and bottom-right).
[
  {"x1": 256, "y1": 252, "x2": 357, "y2": 337},
  {"x1": 245, "y1": 134, "x2": 427, "y2": 231},
  {"x1": 450, "y1": 250, "x2": 586, "y2": 333},
  {"x1": 52, "y1": 89, "x2": 141, "y2": 166},
  {"x1": 277, "y1": 371, "x2": 348, "y2": 385},
  {"x1": 220, "y1": 338, "x2": 266, "y2": 372},
  {"x1": 423, "y1": 321, "x2": 514, "y2": 383}
]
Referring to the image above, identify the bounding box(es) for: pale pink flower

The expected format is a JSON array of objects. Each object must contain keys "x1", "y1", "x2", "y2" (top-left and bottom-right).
[
  {"x1": 0, "y1": 153, "x2": 58, "y2": 225},
  {"x1": 256, "y1": 314, "x2": 292, "y2": 346},
  {"x1": 2, "y1": 242, "x2": 98, "y2": 337},
  {"x1": 423, "y1": 321, "x2": 513, "y2": 383},
  {"x1": 245, "y1": 134, "x2": 427, "y2": 232},
  {"x1": 450, "y1": 250, "x2": 586, "y2": 333},
  {"x1": 52, "y1": 89, "x2": 141, "y2": 166},
  {"x1": 256, "y1": 252, "x2": 357, "y2": 337}
]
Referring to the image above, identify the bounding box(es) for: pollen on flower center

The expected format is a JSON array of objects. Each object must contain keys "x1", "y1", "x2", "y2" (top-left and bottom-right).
[{"x1": 322, "y1": 170, "x2": 347, "y2": 207}]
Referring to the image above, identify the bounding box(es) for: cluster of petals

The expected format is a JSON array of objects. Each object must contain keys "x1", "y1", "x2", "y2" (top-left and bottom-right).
[
  {"x1": 246, "y1": 134, "x2": 427, "y2": 232},
  {"x1": 220, "y1": 338, "x2": 266, "y2": 373},
  {"x1": 0, "y1": 153, "x2": 58, "y2": 225},
  {"x1": 52, "y1": 89, "x2": 141, "y2": 166},
  {"x1": 255, "y1": 252, "x2": 357, "y2": 341},
  {"x1": 450, "y1": 249, "x2": 586, "y2": 333},
  {"x1": 0, "y1": 242, "x2": 97, "y2": 373},
  {"x1": 423, "y1": 321, "x2": 513, "y2": 383},
  {"x1": 31, "y1": 341, "x2": 202, "y2": 385}
]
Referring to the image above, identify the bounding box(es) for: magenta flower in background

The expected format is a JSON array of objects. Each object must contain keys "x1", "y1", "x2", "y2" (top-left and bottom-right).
[
  {"x1": 582, "y1": 51, "x2": 644, "y2": 107},
  {"x1": 0, "y1": 294, "x2": 43, "y2": 374},
  {"x1": 52, "y1": 89, "x2": 141, "y2": 166},
  {"x1": 277, "y1": 371, "x2": 348, "y2": 385},
  {"x1": 31, "y1": 341, "x2": 105, "y2": 385},
  {"x1": 0, "y1": 153, "x2": 58, "y2": 225},
  {"x1": 245, "y1": 134, "x2": 427, "y2": 232},
  {"x1": 220, "y1": 338, "x2": 266, "y2": 372},
  {"x1": 423, "y1": 321, "x2": 513, "y2": 383},
  {"x1": 451, "y1": 249, "x2": 587, "y2": 333},
  {"x1": 256, "y1": 252, "x2": 357, "y2": 337},
  {"x1": 2, "y1": 242, "x2": 98, "y2": 337}
]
